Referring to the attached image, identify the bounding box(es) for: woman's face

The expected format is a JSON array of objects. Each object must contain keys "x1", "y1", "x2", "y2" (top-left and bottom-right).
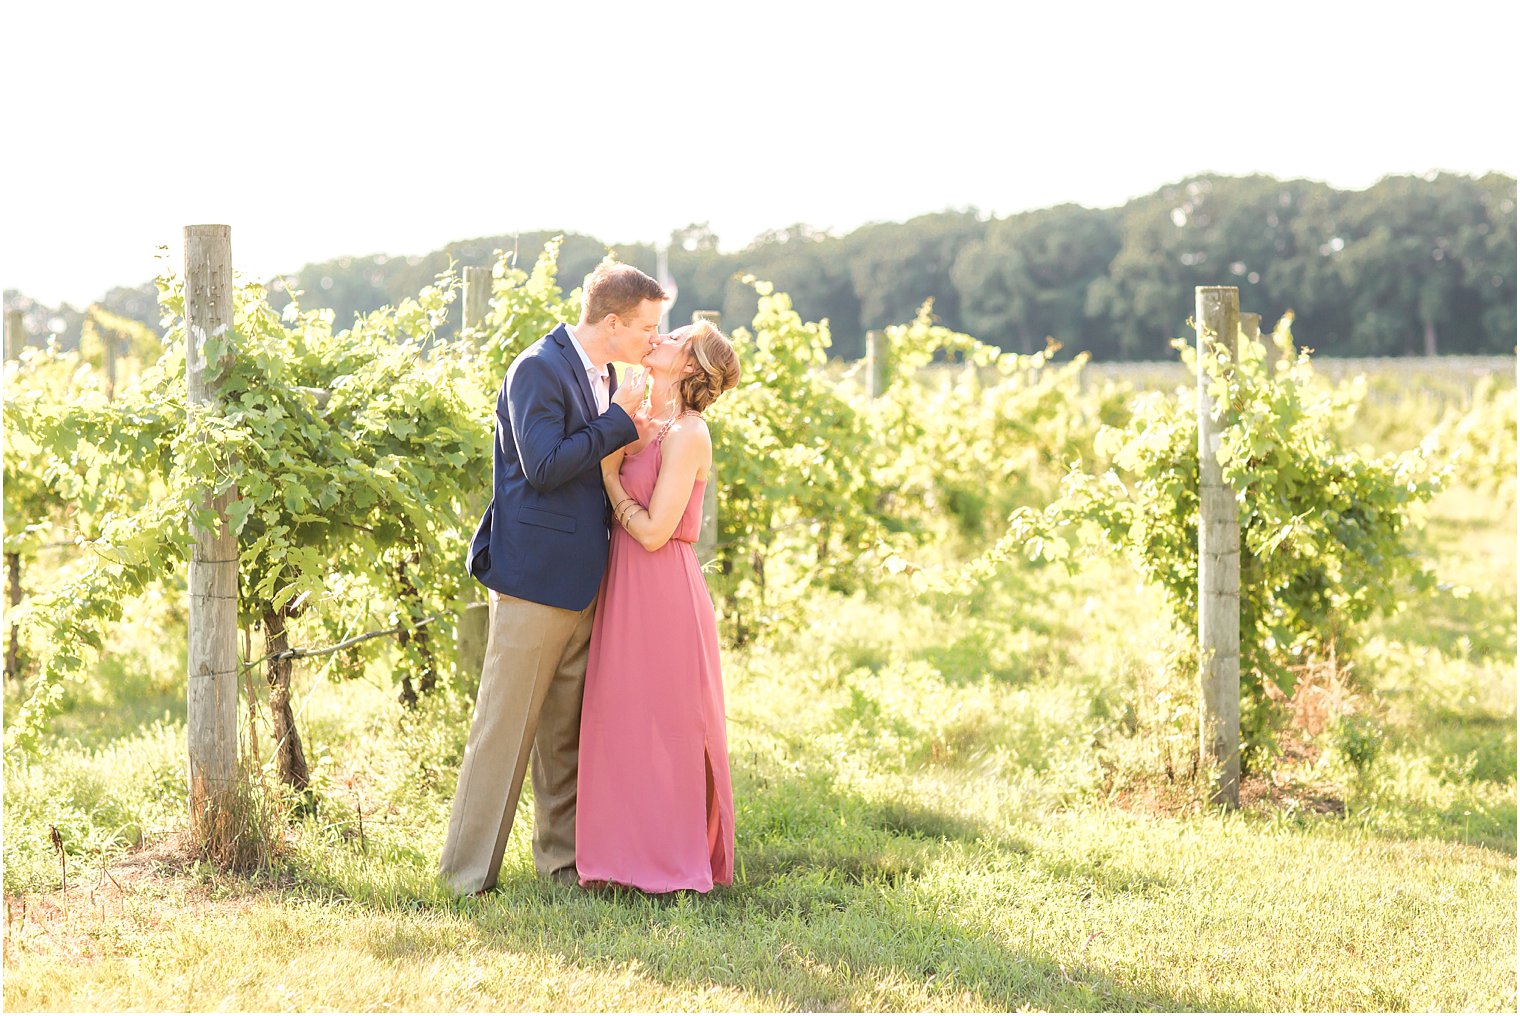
[{"x1": 641, "y1": 327, "x2": 694, "y2": 376}]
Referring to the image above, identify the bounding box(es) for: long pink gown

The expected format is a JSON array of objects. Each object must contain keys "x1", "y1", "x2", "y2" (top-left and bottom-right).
[{"x1": 575, "y1": 426, "x2": 734, "y2": 893}]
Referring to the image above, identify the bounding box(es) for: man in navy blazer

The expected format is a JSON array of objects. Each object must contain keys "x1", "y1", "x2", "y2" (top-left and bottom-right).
[{"x1": 440, "y1": 261, "x2": 666, "y2": 894}]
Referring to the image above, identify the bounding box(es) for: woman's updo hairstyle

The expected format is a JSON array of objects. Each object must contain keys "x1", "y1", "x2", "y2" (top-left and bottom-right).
[{"x1": 676, "y1": 320, "x2": 741, "y2": 413}]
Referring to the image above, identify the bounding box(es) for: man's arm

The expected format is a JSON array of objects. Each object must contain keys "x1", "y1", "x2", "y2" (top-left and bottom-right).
[{"x1": 507, "y1": 357, "x2": 638, "y2": 493}]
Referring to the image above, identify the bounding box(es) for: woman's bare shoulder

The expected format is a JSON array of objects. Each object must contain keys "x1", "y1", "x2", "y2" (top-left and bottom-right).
[{"x1": 665, "y1": 415, "x2": 711, "y2": 447}]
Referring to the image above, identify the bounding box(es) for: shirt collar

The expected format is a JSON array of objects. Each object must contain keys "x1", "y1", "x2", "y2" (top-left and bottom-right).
[{"x1": 563, "y1": 323, "x2": 608, "y2": 380}]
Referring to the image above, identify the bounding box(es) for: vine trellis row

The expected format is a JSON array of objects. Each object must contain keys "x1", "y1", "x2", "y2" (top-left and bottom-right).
[{"x1": 7, "y1": 224, "x2": 1452, "y2": 845}]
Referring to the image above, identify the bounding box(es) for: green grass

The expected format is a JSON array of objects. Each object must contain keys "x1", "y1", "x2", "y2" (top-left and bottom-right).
[
  {"x1": 6, "y1": 811, "x2": 1511, "y2": 1011},
  {"x1": 4, "y1": 373, "x2": 1515, "y2": 1011}
]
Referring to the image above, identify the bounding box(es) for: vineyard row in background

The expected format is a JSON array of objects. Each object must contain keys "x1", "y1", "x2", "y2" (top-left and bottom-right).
[{"x1": 3, "y1": 231, "x2": 1515, "y2": 856}]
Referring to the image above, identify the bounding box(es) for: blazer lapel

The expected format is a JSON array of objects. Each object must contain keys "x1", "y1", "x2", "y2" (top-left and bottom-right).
[{"x1": 552, "y1": 324, "x2": 598, "y2": 419}]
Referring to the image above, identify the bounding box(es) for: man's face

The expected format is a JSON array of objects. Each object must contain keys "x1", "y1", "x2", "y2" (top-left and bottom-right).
[
  {"x1": 642, "y1": 327, "x2": 692, "y2": 371},
  {"x1": 608, "y1": 299, "x2": 664, "y2": 363}
]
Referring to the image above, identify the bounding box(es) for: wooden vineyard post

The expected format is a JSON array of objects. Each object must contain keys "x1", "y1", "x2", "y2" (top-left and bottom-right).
[
  {"x1": 4, "y1": 544, "x2": 20, "y2": 682},
  {"x1": 104, "y1": 326, "x2": 118, "y2": 400},
  {"x1": 455, "y1": 269, "x2": 493, "y2": 688},
  {"x1": 4, "y1": 308, "x2": 22, "y2": 361},
  {"x1": 1196, "y1": 286, "x2": 1241, "y2": 808},
  {"x1": 5, "y1": 309, "x2": 26, "y2": 681},
  {"x1": 865, "y1": 329, "x2": 889, "y2": 399},
  {"x1": 691, "y1": 312, "x2": 720, "y2": 565},
  {"x1": 1240, "y1": 312, "x2": 1261, "y2": 346},
  {"x1": 185, "y1": 225, "x2": 241, "y2": 836},
  {"x1": 461, "y1": 266, "x2": 491, "y2": 348}
]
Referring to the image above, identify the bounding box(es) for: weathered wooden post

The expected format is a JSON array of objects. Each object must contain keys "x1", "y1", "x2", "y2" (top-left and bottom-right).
[
  {"x1": 455, "y1": 270, "x2": 494, "y2": 688},
  {"x1": 692, "y1": 312, "x2": 720, "y2": 564},
  {"x1": 461, "y1": 266, "x2": 491, "y2": 348},
  {"x1": 4, "y1": 547, "x2": 20, "y2": 683},
  {"x1": 865, "y1": 329, "x2": 889, "y2": 398},
  {"x1": 455, "y1": 592, "x2": 489, "y2": 695},
  {"x1": 1240, "y1": 312, "x2": 1261, "y2": 345},
  {"x1": 3, "y1": 306, "x2": 24, "y2": 681},
  {"x1": 1196, "y1": 286, "x2": 1241, "y2": 809},
  {"x1": 103, "y1": 321, "x2": 118, "y2": 400},
  {"x1": 185, "y1": 225, "x2": 241, "y2": 836},
  {"x1": 4, "y1": 308, "x2": 22, "y2": 361}
]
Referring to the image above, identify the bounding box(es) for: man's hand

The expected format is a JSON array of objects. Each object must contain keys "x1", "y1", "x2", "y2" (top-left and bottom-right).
[{"x1": 611, "y1": 366, "x2": 647, "y2": 417}]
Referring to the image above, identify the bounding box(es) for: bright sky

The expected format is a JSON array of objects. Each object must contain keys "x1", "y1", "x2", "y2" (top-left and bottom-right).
[{"x1": 5, "y1": 0, "x2": 1517, "y2": 308}]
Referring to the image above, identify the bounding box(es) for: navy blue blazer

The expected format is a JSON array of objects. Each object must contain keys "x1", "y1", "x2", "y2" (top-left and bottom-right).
[{"x1": 467, "y1": 325, "x2": 639, "y2": 610}]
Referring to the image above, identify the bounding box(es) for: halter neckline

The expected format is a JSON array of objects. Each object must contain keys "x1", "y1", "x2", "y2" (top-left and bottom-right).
[{"x1": 654, "y1": 410, "x2": 701, "y2": 445}]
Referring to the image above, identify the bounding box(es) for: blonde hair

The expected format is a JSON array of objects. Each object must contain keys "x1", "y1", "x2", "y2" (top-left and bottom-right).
[{"x1": 675, "y1": 320, "x2": 740, "y2": 413}]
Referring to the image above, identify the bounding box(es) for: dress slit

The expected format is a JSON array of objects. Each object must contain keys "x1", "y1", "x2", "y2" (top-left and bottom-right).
[{"x1": 705, "y1": 744, "x2": 728, "y2": 880}]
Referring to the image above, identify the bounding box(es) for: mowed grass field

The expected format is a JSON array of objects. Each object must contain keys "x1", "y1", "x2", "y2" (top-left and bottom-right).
[{"x1": 3, "y1": 363, "x2": 1515, "y2": 1012}]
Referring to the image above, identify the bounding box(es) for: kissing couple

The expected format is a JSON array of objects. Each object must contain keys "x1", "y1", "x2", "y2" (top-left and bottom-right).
[{"x1": 438, "y1": 261, "x2": 742, "y2": 895}]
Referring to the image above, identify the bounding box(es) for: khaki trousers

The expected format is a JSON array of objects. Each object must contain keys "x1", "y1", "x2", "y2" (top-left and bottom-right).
[{"x1": 438, "y1": 589, "x2": 596, "y2": 894}]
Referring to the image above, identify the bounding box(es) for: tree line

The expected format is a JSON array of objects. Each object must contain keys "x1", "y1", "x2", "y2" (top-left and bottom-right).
[{"x1": 7, "y1": 172, "x2": 1514, "y2": 361}]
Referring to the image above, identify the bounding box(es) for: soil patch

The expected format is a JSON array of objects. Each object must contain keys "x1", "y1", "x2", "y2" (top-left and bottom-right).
[{"x1": 4, "y1": 827, "x2": 299, "y2": 970}]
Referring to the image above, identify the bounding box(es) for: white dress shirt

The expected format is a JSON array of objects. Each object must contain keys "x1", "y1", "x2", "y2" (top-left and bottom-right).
[{"x1": 563, "y1": 323, "x2": 609, "y2": 414}]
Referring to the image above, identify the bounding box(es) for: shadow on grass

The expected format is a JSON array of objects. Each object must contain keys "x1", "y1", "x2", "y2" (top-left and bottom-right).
[
  {"x1": 291, "y1": 764, "x2": 1232, "y2": 1012},
  {"x1": 445, "y1": 888, "x2": 1225, "y2": 1011}
]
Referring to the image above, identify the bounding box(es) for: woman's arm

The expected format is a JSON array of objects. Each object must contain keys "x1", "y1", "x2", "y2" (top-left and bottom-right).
[{"x1": 605, "y1": 420, "x2": 710, "y2": 553}]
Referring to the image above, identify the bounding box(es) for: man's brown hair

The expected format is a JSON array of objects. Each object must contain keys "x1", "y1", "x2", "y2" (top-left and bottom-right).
[{"x1": 581, "y1": 261, "x2": 667, "y2": 325}]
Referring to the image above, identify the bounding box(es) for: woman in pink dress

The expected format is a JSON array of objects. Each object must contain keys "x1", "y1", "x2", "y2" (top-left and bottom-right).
[{"x1": 576, "y1": 320, "x2": 741, "y2": 893}]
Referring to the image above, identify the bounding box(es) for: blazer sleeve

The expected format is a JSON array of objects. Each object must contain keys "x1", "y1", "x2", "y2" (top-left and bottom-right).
[{"x1": 507, "y1": 356, "x2": 638, "y2": 493}]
